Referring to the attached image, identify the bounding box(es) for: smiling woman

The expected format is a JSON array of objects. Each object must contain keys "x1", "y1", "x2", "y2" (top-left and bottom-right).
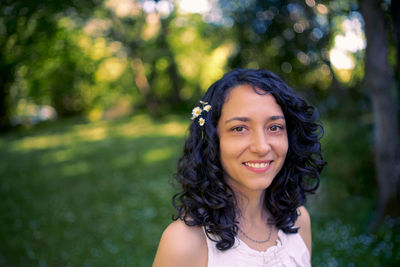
[
  {"x1": 218, "y1": 85, "x2": 288, "y2": 195},
  {"x1": 153, "y1": 69, "x2": 326, "y2": 267}
]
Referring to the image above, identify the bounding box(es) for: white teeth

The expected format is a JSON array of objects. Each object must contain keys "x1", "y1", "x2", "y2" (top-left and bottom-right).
[{"x1": 244, "y1": 162, "x2": 270, "y2": 168}]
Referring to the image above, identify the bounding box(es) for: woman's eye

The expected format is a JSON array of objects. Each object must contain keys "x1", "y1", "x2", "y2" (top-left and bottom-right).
[
  {"x1": 232, "y1": 126, "x2": 245, "y2": 132},
  {"x1": 269, "y1": 125, "x2": 283, "y2": 131}
]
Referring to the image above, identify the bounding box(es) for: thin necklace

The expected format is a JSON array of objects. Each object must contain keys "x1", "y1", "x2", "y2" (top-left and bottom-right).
[{"x1": 238, "y1": 224, "x2": 273, "y2": 244}]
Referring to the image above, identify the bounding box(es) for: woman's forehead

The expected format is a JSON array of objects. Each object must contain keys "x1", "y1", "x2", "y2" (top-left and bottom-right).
[{"x1": 219, "y1": 84, "x2": 283, "y2": 119}]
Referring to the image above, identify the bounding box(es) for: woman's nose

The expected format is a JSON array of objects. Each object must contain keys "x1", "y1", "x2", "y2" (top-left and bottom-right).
[{"x1": 249, "y1": 130, "x2": 271, "y2": 155}]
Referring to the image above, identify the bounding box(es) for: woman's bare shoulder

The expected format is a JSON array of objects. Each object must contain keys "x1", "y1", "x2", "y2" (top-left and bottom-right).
[
  {"x1": 294, "y1": 206, "x2": 312, "y2": 254},
  {"x1": 152, "y1": 220, "x2": 208, "y2": 267}
]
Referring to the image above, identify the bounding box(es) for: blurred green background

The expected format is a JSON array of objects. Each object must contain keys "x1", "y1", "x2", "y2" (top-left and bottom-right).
[{"x1": 1, "y1": 0, "x2": 399, "y2": 266}]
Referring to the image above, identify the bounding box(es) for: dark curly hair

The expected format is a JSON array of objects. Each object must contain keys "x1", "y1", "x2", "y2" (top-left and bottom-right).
[{"x1": 172, "y1": 68, "x2": 326, "y2": 251}]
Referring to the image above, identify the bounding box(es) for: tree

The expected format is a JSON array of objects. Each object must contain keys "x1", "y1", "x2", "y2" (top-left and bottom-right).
[
  {"x1": 359, "y1": 0, "x2": 400, "y2": 223},
  {"x1": 105, "y1": 1, "x2": 184, "y2": 116},
  {"x1": 0, "y1": 0, "x2": 98, "y2": 131},
  {"x1": 217, "y1": 0, "x2": 333, "y2": 99},
  {"x1": 390, "y1": 0, "x2": 400, "y2": 85}
]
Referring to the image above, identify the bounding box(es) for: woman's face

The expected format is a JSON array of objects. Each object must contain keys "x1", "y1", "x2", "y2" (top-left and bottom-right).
[{"x1": 217, "y1": 84, "x2": 288, "y2": 195}]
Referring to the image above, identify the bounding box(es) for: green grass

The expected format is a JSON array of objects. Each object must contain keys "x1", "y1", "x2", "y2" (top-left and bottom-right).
[
  {"x1": 0, "y1": 114, "x2": 188, "y2": 266},
  {"x1": 1, "y1": 114, "x2": 399, "y2": 266}
]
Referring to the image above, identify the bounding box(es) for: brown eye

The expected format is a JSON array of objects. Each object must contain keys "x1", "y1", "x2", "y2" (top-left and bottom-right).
[
  {"x1": 232, "y1": 126, "x2": 245, "y2": 132},
  {"x1": 269, "y1": 125, "x2": 283, "y2": 131}
]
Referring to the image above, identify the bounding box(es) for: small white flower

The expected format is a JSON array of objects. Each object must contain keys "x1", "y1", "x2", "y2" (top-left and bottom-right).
[
  {"x1": 203, "y1": 105, "x2": 211, "y2": 112},
  {"x1": 191, "y1": 106, "x2": 202, "y2": 119},
  {"x1": 199, "y1": 100, "x2": 208, "y2": 105},
  {"x1": 199, "y1": 117, "x2": 205, "y2": 126}
]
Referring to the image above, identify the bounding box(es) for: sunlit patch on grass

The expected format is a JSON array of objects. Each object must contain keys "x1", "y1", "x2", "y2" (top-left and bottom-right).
[
  {"x1": 113, "y1": 115, "x2": 155, "y2": 138},
  {"x1": 143, "y1": 147, "x2": 173, "y2": 163},
  {"x1": 80, "y1": 126, "x2": 107, "y2": 142},
  {"x1": 61, "y1": 162, "x2": 90, "y2": 177},
  {"x1": 72, "y1": 124, "x2": 108, "y2": 142},
  {"x1": 11, "y1": 135, "x2": 73, "y2": 151},
  {"x1": 10, "y1": 124, "x2": 107, "y2": 151},
  {"x1": 113, "y1": 115, "x2": 188, "y2": 139},
  {"x1": 159, "y1": 121, "x2": 187, "y2": 137},
  {"x1": 5, "y1": 114, "x2": 187, "y2": 155}
]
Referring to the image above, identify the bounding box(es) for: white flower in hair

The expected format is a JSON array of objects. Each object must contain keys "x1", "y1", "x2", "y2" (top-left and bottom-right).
[
  {"x1": 191, "y1": 107, "x2": 202, "y2": 119},
  {"x1": 199, "y1": 117, "x2": 205, "y2": 126},
  {"x1": 199, "y1": 100, "x2": 208, "y2": 105},
  {"x1": 203, "y1": 105, "x2": 211, "y2": 112}
]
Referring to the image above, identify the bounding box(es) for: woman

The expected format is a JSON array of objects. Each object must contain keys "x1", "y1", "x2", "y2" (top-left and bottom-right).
[{"x1": 153, "y1": 68, "x2": 325, "y2": 266}]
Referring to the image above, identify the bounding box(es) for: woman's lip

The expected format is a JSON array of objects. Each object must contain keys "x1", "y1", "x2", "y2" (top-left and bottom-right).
[
  {"x1": 242, "y1": 161, "x2": 273, "y2": 173},
  {"x1": 244, "y1": 160, "x2": 272, "y2": 163}
]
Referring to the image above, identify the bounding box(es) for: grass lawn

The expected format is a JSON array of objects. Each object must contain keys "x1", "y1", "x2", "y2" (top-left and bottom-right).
[
  {"x1": 0, "y1": 114, "x2": 187, "y2": 266},
  {"x1": 1, "y1": 113, "x2": 399, "y2": 266}
]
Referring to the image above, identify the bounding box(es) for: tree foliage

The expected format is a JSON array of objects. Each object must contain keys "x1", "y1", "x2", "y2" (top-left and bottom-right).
[
  {"x1": 0, "y1": 0, "x2": 99, "y2": 130},
  {"x1": 218, "y1": 0, "x2": 333, "y2": 93}
]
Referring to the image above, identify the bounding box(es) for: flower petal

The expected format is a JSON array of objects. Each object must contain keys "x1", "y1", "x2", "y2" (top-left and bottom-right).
[
  {"x1": 192, "y1": 107, "x2": 202, "y2": 118},
  {"x1": 199, "y1": 117, "x2": 205, "y2": 126}
]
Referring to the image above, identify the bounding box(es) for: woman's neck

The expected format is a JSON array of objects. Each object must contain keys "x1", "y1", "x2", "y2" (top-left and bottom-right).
[{"x1": 235, "y1": 189, "x2": 269, "y2": 226}]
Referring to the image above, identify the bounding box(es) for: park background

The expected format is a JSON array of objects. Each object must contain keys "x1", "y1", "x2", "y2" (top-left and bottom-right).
[{"x1": 1, "y1": 0, "x2": 399, "y2": 266}]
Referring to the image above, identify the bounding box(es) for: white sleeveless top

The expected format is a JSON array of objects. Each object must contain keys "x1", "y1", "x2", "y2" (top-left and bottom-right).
[{"x1": 205, "y1": 229, "x2": 311, "y2": 267}]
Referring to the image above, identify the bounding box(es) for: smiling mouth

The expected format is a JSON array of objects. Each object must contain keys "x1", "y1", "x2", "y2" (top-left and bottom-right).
[{"x1": 243, "y1": 161, "x2": 272, "y2": 168}]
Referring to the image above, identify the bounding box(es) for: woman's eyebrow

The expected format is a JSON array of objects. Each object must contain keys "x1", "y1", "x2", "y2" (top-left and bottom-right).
[
  {"x1": 224, "y1": 117, "x2": 249, "y2": 124},
  {"x1": 224, "y1": 115, "x2": 285, "y2": 124},
  {"x1": 268, "y1": 115, "x2": 285, "y2": 121}
]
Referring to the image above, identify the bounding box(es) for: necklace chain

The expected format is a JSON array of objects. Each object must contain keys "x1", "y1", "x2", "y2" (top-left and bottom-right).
[{"x1": 238, "y1": 225, "x2": 272, "y2": 244}]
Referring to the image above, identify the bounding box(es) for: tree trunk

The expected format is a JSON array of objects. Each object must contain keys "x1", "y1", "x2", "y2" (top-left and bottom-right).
[
  {"x1": 0, "y1": 61, "x2": 15, "y2": 132},
  {"x1": 0, "y1": 84, "x2": 11, "y2": 132},
  {"x1": 160, "y1": 18, "x2": 182, "y2": 105},
  {"x1": 359, "y1": 0, "x2": 400, "y2": 225},
  {"x1": 130, "y1": 58, "x2": 160, "y2": 116},
  {"x1": 390, "y1": 0, "x2": 400, "y2": 85}
]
